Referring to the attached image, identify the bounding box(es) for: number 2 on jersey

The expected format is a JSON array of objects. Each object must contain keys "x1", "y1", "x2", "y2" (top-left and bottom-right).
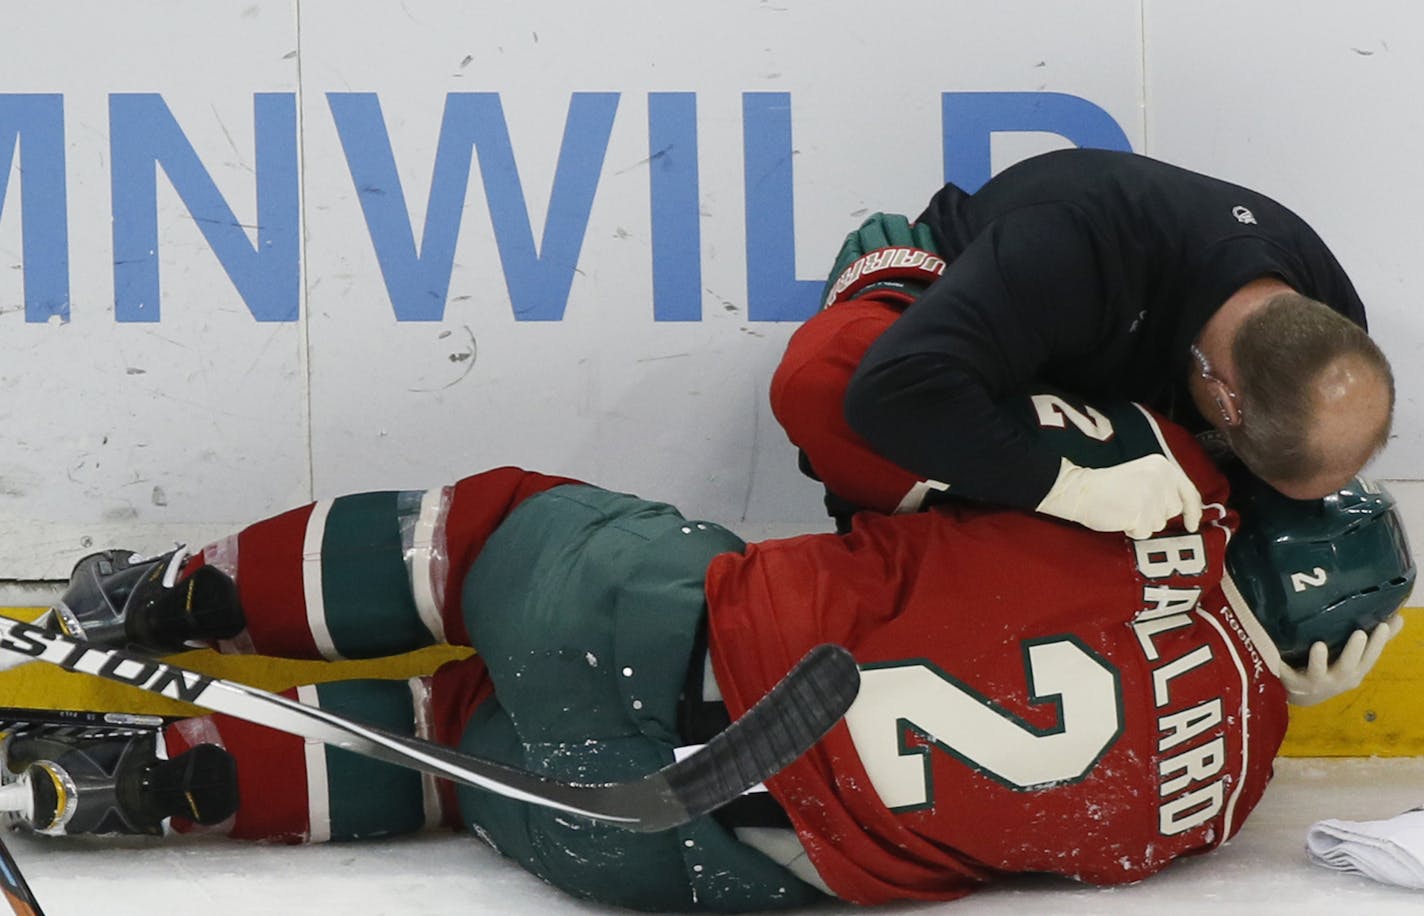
[
  {"x1": 842, "y1": 637, "x2": 1124, "y2": 810},
  {"x1": 1032, "y1": 393, "x2": 1115, "y2": 440}
]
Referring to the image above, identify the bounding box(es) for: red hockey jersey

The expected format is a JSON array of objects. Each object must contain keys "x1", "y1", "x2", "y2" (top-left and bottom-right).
[{"x1": 706, "y1": 401, "x2": 1288, "y2": 903}]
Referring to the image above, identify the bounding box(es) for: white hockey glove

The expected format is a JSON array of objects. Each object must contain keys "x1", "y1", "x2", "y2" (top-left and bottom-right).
[
  {"x1": 1035, "y1": 455, "x2": 1203, "y2": 540},
  {"x1": 1278, "y1": 615, "x2": 1404, "y2": 706}
]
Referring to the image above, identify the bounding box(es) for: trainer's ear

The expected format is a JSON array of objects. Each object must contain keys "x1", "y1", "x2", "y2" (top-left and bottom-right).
[{"x1": 1207, "y1": 376, "x2": 1244, "y2": 428}]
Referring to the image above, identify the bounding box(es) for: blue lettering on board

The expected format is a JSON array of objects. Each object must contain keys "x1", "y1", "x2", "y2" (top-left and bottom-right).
[
  {"x1": 329, "y1": 91, "x2": 617, "y2": 322},
  {"x1": 0, "y1": 94, "x2": 69, "y2": 322},
  {"x1": 4, "y1": 90, "x2": 1128, "y2": 325},
  {"x1": 109, "y1": 92, "x2": 298, "y2": 322}
]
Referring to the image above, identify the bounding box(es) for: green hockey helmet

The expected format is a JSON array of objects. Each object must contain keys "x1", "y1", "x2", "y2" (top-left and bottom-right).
[{"x1": 1226, "y1": 472, "x2": 1415, "y2": 666}]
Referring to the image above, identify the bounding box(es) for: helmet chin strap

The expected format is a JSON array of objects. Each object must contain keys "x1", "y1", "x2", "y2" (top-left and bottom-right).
[{"x1": 1219, "y1": 571, "x2": 1283, "y2": 676}]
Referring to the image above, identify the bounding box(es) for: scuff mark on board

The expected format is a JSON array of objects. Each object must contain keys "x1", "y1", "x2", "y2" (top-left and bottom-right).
[{"x1": 408, "y1": 325, "x2": 478, "y2": 392}]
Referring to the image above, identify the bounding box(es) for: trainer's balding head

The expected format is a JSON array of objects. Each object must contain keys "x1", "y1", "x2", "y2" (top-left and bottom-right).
[
  {"x1": 1204, "y1": 290, "x2": 1393, "y2": 499},
  {"x1": 1267, "y1": 351, "x2": 1392, "y2": 499}
]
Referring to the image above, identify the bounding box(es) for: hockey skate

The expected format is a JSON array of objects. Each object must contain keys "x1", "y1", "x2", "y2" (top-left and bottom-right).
[
  {"x1": 45, "y1": 548, "x2": 244, "y2": 654},
  {"x1": 0, "y1": 726, "x2": 238, "y2": 836}
]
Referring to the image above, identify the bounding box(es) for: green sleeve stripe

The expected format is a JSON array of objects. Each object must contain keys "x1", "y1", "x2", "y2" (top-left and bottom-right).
[
  {"x1": 316, "y1": 491, "x2": 435, "y2": 659},
  {"x1": 314, "y1": 680, "x2": 431, "y2": 840}
]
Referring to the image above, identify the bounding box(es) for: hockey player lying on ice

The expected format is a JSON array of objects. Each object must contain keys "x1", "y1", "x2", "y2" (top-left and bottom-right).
[{"x1": 0, "y1": 390, "x2": 1414, "y2": 911}]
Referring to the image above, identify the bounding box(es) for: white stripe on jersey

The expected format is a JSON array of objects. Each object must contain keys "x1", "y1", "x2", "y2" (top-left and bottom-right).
[
  {"x1": 1193, "y1": 608, "x2": 1252, "y2": 842},
  {"x1": 297, "y1": 684, "x2": 333, "y2": 842},
  {"x1": 408, "y1": 675, "x2": 445, "y2": 829},
  {"x1": 409, "y1": 487, "x2": 449, "y2": 644},
  {"x1": 302, "y1": 500, "x2": 344, "y2": 661}
]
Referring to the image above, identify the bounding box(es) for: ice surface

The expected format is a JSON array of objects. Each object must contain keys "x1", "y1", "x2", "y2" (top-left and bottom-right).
[{"x1": 7, "y1": 757, "x2": 1424, "y2": 914}]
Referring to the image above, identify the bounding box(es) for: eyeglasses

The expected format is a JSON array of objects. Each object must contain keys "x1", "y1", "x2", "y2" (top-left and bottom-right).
[{"x1": 1192, "y1": 345, "x2": 1244, "y2": 427}]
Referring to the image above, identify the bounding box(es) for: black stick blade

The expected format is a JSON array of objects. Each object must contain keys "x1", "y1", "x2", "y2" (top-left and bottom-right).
[{"x1": 652, "y1": 643, "x2": 860, "y2": 829}]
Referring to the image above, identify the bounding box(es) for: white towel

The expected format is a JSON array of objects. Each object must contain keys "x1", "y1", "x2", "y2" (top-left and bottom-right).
[{"x1": 1307, "y1": 807, "x2": 1424, "y2": 889}]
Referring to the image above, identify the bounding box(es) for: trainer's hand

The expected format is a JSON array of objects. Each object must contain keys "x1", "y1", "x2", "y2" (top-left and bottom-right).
[
  {"x1": 1278, "y1": 615, "x2": 1404, "y2": 706},
  {"x1": 1035, "y1": 455, "x2": 1203, "y2": 539}
]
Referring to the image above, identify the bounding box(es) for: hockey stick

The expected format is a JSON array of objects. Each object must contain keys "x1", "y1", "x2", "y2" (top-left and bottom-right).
[
  {"x1": 0, "y1": 835, "x2": 41, "y2": 916},
  {"x1": 0, "y1": 618, "x2": 858, "y2": 832},
  {"x1": 0, "y1": 707, "x2": 176, "y2": 738}
]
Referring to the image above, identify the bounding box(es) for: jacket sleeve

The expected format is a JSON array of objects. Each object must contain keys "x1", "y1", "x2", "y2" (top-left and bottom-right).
[{"x1": 845, "y1": 202, "x2": 1118, "y2": 509}]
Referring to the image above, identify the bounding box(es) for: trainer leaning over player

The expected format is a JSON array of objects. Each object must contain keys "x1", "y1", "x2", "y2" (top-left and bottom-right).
[
  {"x1": 772, "y1": 147, "x2": 1399, "y2": 707},
  {"x1": 0, "y1": 387, "x2": 1414, "y2": 910}
]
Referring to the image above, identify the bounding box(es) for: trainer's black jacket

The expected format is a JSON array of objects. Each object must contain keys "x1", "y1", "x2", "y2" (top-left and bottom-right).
[{"x1": 845, "y1": 148, "x2": 1367, "y2": 509}]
